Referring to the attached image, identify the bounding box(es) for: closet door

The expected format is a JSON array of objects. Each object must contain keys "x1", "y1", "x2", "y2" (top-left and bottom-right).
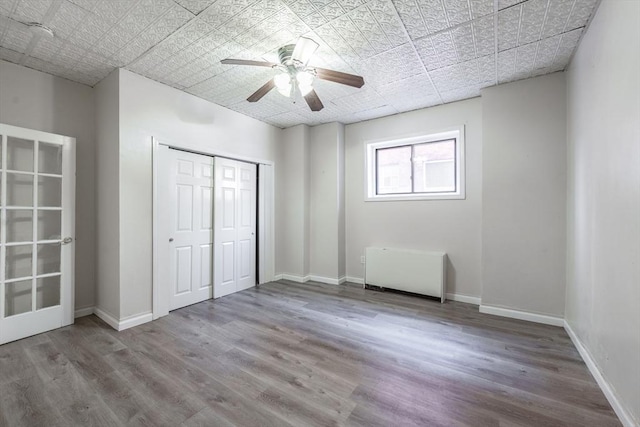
[
  {"x1": 213, "y1": 157, "x2": 256, "y2": 298},
  {"x1": 166, "y1": 149, "x2": 214, "y2": 311},
  {"x1": 0, "y1": 124, "x2": 75, "y2": 345}
]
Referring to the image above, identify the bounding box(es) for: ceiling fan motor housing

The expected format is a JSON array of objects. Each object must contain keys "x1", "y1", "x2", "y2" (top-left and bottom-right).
[{"x1": 278, "y1": 44, "x2": 297, "y2": 66}]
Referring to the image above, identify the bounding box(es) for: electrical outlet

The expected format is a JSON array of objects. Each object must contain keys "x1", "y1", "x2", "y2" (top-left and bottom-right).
[{"x1": 360, "y1": 255, "x2": 365, "y2": 264}]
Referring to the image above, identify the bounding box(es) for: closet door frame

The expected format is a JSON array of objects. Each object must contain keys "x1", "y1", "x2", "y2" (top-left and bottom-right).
[{"x1": 151, "y1": 137, "x2": 275, "y2": 320}]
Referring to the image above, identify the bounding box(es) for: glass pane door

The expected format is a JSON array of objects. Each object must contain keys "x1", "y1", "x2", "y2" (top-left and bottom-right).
[{"x1": 0, "y1": 124, "x2": 74, "y2": 345}]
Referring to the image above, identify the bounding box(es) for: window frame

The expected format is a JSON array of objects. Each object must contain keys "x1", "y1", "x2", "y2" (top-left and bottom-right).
[{"x1": 365, "y1": 126, "x2": 465, "y2": 201}]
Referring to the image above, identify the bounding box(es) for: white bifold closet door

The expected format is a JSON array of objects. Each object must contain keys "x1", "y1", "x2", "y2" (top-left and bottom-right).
[
  {"x1": 167, "y1": 149, "x2": 214, "y2": 310},
  {"x1": 214, "y1": 157, "x2": 257, "y2": 298},
  {"x1": 0, "y1": 124, "x2": 75, "y2": 345}
]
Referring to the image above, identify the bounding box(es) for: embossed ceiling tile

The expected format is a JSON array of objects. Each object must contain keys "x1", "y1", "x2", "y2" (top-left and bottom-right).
[
  {"x1": 553, "y1": 27, "x2": 582, "y2": 66},
  {"x1": 1, "y1": 23, "x2": 30, "y2": 51},
  {"x1": 477, "y1": 61, "x2": 495, "y2": 87},
  {"x1": 469, "y1": 0, "x2": 493, "y2": 18},
  {"x1": 353, "y1": 104, "x2": 399, "y2": 121},
  {"x1": 473, "y1": 15, "x2": 494, "y2": 57},
  {"x1": 534, "y1": 33, "x2": 560, "y2": 68},
  {"x1": 310, "y1": 0, "x2": 333, "y2": 9},
  {"x1": 515, "y1": 41, "x2": 537, "y2": 73},
  {"x1": 198, "y1": 0, "x2": 250, "y2": 28},
  {"x1": 66, "y1": 0, "x2": 100, "y2": 12},
  {"x1": 337, "y1": 0, "x2": 363, "y2": 11},
  {"x1": 441, "y1": 85, "x2": 480, "y2": 103},
  {"x1": 452, "y1": 23, "x2": 475, "y2": 61},
  {"x1": 430, "y1": 31, "x2": 458, "y2": 68},
  {"x1": 517, "y1": 0, "x2": 547, "y2": 45},
  {"x1": 286, "y1": 0, "x2": 317, "y2": 17},
  {"x1": 263, "y1": 111, "x2": 309, "y2": 128},
  {"x1": 12, "y1": 0, "x2": 52, "y2": 24},
  {"x1": 299, "y1": 10, "x2": 327, "y2": 28},
  {"x1": 419, "y1": 0, "x2": 449, "y2": 34},
  {"x1": 46, "y1": 1, "x2": 88, "y2": 40},
  {"x1": 497, "y1": 47, "x2": 516, "y2": 83},
  {"x1": 497, "y1": 4, "x2": 521, "y2": 51},
  {"x1": 367, "y1": 1, "x2": 409, "y2": 47},
  {"x1": 318, "y1": 1, "x2": 345, "y2": 21},
  {"x1": 444, "y1": 0, "x2": 471, "y2": 26},
  {"x1": 392, "y1": 0, "x2": 429, "y2": 40},
  {"x1": 0, "y1": 46, "x2": 22, "y2": 63},
  {"x1": 541, "y1": 0, "x2": 572, "y2": 38},
  {"x1": 174, "y1": 0, "x2": 217, "y2": 15},
  {"x1": 93, "y1": 0, "x2": 136, "y2": 25},
  {"x1": 566, "y1": 0, "x2": 598, "y2": 30},
  {"x1": 498, "y1": 0, "x2": 521, "y2": 9}
]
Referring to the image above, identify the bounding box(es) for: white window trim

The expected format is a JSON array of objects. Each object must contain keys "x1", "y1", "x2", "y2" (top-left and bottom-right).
[{"x1": 364, "y1": 126, "x2": 465, "y2": 201}]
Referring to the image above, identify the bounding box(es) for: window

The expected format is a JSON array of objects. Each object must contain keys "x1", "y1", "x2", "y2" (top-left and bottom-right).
[{"x1": 365, "y1": 127, "x2": 465, "y2": 201}]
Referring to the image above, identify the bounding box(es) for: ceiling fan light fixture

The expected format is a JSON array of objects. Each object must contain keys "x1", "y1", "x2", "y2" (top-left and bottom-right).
[
  {"x1": 297, "y1": 71, "x2": 314, "y2": 96},
  {"x1": 274, "y1": 72, "x2": 292, "y2": 97}
]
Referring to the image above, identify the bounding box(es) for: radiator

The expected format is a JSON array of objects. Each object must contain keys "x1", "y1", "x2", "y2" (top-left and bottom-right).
[{"x1": 364, "y1": 247, "x2": 446, "y2": 303}]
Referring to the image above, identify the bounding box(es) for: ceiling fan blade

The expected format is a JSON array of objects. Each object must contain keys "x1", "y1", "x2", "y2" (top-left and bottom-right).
[
  {"x1": 247, "y1": 79, "x2": 275, "y2": 103},
  {"x1": 221, "y1": 59, "x2": 277, "y2": 68},
  {"x1": 314, "y1": 68, "x2": 364, "y2": 88},
  {"x1": 304, "y1": 89, "x2": 324, "y2": 112},
  {"x1": 291, "y1": 36, "x2": 319, "y2": 66}
]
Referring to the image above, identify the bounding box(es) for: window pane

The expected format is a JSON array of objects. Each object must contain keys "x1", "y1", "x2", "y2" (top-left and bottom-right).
[
  {"x1": 38, "y1": 142, "x2": 63, "y2": 175},
  {"x1": 376, "y1": 146, "x2": 412, "y2": 194},
  {"x1": 38, "y1": 176, "x2": 62, "y2": 207},
  {"x1": 37, "y1": 244, "x2": 61, "y2": 275},
  {"x1": 5, "y1": 280, "x2": 32, "y2": 317},
  {"x1": 38, "y1": 210, "x2": 62, "y2": 241},
  {"x1": 6, "y1": 173, "x2": 33, "y2": 207},
  {"x1": 7, "y1": 137, "x2": 34, "y2": 172},
  {"x1": 6, "y1": 245, "x2": 33, "y2": 280},
  {"x1": 6, "y1": 209, "x2": 33, "y2": 243},
  {"x1": 413, "y1": 140, "x2": 456, "y2": 193},
  {"x1": 36, "y1": 276, "x2": 60, "y2": 310}
]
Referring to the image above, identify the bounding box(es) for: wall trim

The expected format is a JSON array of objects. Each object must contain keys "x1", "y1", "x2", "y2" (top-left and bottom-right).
[
  {"x1": 119, "y1": 312, "x2": 153, "y2": 331},
  {"x1": 479, "y1": 304, "x2": 564, "y2": 326},
  {"x1": 345, "y1": 276, "x2": 365, "y2": 285},
  {"x1": 277, "y1": 273, "x2": 311, "y2": 283},
  {"x1": 94, "y1": 308, "x2": 152, "y2": 331},
  {"x1": 74, "y1": 306, "x2": 95, "y2": 318},
  {"x1": 446, "y1": 293, "x2": 481, "y2": 305},
  {"x1": 309, "y1": 275, "x2": 342, "y2": 285},
  {"x1": 274, "y1": 274, "x2": 347, "y2": 286},
  {"x1": 564, "y1": 321, "x2": 637, "y2": 427}
]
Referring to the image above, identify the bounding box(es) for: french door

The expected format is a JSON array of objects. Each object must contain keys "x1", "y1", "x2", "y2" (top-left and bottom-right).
[{"x1": 0, "y1": 124, "x2": 75, "y2": 345}]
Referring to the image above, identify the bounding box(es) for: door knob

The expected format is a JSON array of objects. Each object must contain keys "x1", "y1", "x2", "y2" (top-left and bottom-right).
[
  {"x1": 169, "y1": 238, "x2": 174, "y2": 242},
  {"x1": 61, "y1": 237, "x2": 73, "y2": 245}
]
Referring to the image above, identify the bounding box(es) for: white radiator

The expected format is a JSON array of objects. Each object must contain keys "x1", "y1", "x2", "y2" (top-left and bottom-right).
[{"x1": 364, "y1": 247, "x2": 446, "y2": 303}]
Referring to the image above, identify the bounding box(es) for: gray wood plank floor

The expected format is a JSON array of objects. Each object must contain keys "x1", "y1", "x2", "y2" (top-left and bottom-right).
[{"x1": 0, "y1": 280, "x2": 621, "y2": 427}]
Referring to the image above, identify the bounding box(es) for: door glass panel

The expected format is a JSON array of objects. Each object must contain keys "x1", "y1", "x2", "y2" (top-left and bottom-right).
[
  {"x1": 38, "y1": 142, "x2": 63, "y2": 175},
  {"x1": 6, "y1": 210, "x2": 33, "y2": 243},
  {"x1": 38, "y1": 176, "x2": 61, "y2": 207},
  {"x1": 6, "y1": 173, "x2": 33, "y2": 206},
  {"x1": 6, "y1": 245, "x2": 33, "y2": 280},
  {"x1": 5, "y1": 280, "x2": 33, "y2": 317},
  {"x1": 7, "y1": 137, "x2": 34, "y2": 172},
  {"x1": 37, "y1": 244, "x2": 60, "y2": 275},
  {"x1": 37, "y1": 210, "x2": 61, "y2": 241},
  {"x1": 36, "y1": 276, "x2": 60, "y2": 310}
]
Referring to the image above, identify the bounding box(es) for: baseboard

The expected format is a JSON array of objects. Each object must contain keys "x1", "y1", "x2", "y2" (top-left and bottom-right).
[
  {"x1": 93, "y1": 307, "x2": 120, "y2": 330},
  {"x1": 119, "y1": 312, "x2": 153, "y2": 331},
  {"x1": 94, "y1": 307, "x2": 153, "y2": 332},
  {"x1": 479, "y1": 304, "x2": 564, "y2": 327},
  {"x1": 446, "y1": 293, "x2": 481, "y2": 305},
  {"x1": 277, "y1": 273, "x2": 310, "y2": 283},
  {"x1": 345, "y1": 276, "x2": 364, "y2": 285},
  {"x1": 564, "y1": 321, "x2": 637, "y2": 427},
  {"x1": 74, "y1": 306, "x2": 95, "y2": 318},
  {"x1": 308, "y1": 275, "x2": 343, "y2": 285}
]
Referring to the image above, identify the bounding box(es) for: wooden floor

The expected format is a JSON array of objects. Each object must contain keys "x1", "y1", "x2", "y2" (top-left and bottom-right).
[{"x1": 0, "y1": 280, "x2": 621, "y2": 427}]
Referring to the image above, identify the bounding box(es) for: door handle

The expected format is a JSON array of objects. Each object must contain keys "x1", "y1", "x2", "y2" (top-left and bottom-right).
[
  {"x1": 169, "y1": 238, "x2": 174, "y2": 242},
  {"x1": 61, "y1": 237, "x2": 73, "y2": 245}
]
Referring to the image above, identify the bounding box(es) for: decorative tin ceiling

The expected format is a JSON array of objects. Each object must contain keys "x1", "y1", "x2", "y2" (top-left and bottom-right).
[{"x1": 0, "y1": 0, "x2": 599, "y2": 128}]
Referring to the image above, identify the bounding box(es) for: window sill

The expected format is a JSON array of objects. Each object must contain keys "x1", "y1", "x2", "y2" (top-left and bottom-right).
[{"x1": 365, "y1": 193, "x2": 466, "y2": 202}]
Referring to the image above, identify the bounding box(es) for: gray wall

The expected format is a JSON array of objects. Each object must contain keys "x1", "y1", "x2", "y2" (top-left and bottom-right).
[
  {"x1": 344, "y1": 98, "x2": 483, "y2": 298},
  {"x1": 94, "y1": 70, "x2": 120, "y2": 318},
  {"x1": 566, "y1": 0, "x2": 640, "y2": 423},
  {"x1": 481, "y1": 73, "x2": 567, "y2": 317},
  {"x1": 0, "y1": 60, "x2": 96, "y2": 312}
]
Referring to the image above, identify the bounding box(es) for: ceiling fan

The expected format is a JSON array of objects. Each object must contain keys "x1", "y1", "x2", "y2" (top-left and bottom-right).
[{"x1": 221, "y1": 37, "x2": 364, "y2": 112}]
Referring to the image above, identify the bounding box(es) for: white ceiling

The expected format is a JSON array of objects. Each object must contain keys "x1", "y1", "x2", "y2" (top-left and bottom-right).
[{"x1": 0, "y1": 0, "x2": 599, "y2": 128}]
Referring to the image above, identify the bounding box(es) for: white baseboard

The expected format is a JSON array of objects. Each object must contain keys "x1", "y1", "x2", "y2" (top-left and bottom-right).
[
  {"x1": 74, "y1": 306, "x2": 95, "y2": 318},
  {"x1": 94, "y1": 307, "x2": 120, "y2": 330},
  {"x1": 446, "y1": 293, "x2": 481, "y2": 305},
  {"x1": 94, "y1": 307, "x2": 153, "y2": 331},
  {"x1": 309, "y1": 275, "x2": 343, "y2": 285},
  {"x1": 564, "y1": 321, "x2": 637, "y2": 427},
  {"x1": 479, "y1": 304, "x2": 564, "y2": 327},
  {"x1": 345, "y1": 276, "x2": 364, "y2": 285},
  {"x1": 277, "y1": 273, "x2": 310, "y2": 283},
  {"x1": 275, "y1": 273, "x2": 347, "y2": 286},
  {"x1": 119, "y1": 312, "x2": 153, "y2": 331}
]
